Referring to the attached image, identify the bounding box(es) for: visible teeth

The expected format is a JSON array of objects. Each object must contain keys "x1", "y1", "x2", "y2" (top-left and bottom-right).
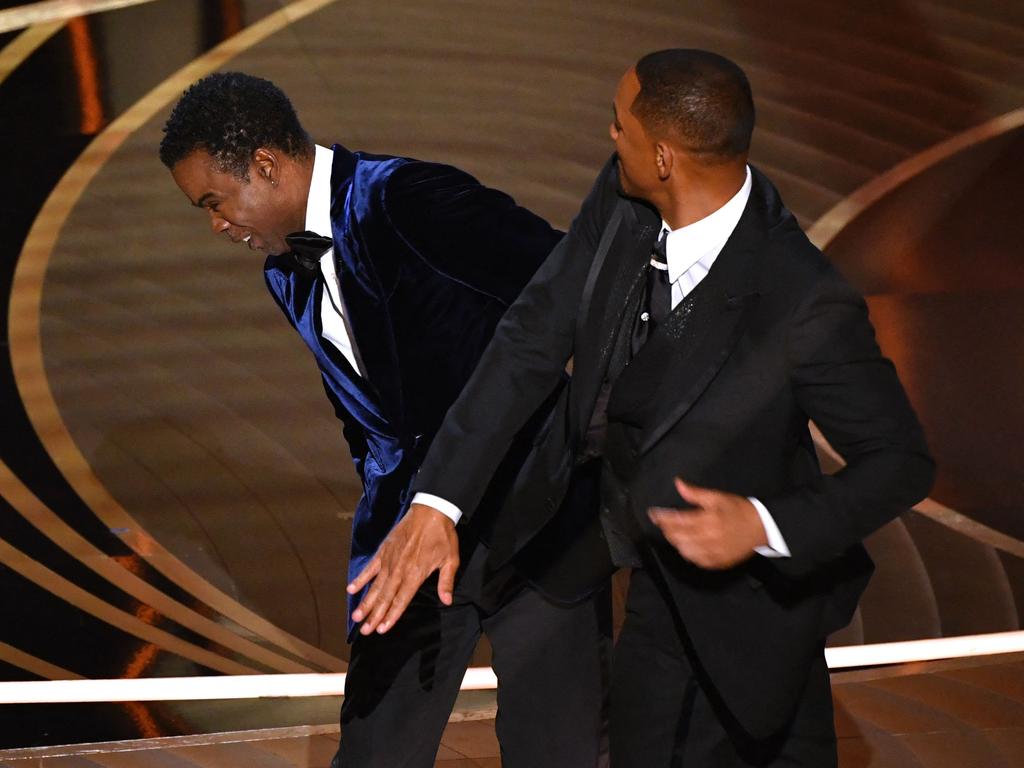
[{"x1": 243, "y1": 234, "x2": 251, "y2": 242}]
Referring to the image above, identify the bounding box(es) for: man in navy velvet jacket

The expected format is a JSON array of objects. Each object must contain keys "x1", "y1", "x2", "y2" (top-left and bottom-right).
[{"x1": 160, "y1": 72, "x2": 605, "y2": 768}]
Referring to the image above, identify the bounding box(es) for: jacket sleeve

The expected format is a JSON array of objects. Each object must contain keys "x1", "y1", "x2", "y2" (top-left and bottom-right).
[
  {"x1": 766, "y1": 261, "x2": 936, "y2": 574},
  {"x1": 380, "y1": 160, "x2": 564, "y2": 304},
  {"x1": 411, "y1": 155, "x2": 622, "y2": 519}
]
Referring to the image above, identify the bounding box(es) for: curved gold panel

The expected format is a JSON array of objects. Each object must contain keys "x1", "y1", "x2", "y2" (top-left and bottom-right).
[{"x1": 8, "y1": 0, "x2": 344, "y2": 672}]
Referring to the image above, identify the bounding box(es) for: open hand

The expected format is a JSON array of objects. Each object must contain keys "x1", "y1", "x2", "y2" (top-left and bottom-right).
[
  {"x1": 347, "y1": 503, "x2": 459, "y2": 634},
  {"x1": 648, "y1": 478, "x2": 767, "y2": 569}
]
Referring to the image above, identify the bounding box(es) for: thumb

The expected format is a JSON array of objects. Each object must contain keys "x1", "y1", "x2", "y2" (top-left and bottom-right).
[
  {"x1": 674, "y1": 477, "x2": 711, "y2": 507},
  {"x1": 437, "y1": 558, "x2": 458, "y2": 606}
]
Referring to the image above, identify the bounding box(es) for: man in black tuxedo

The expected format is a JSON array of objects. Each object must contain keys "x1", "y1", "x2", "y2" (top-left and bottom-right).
[
  {"x1": 351, "y1": 50, "x2": 935, "y2": 765},
  {"x1": 161, "y1": 72, "x2": 606, "y2": 767}
]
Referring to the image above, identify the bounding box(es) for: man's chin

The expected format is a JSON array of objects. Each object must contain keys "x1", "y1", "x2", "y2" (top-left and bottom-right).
[
  {"x1": 262, "y1": 241, "x2": 288, "y2": 256},
  {"x1": 615, "y1": 163, "x2": 636, "y2": 198}
]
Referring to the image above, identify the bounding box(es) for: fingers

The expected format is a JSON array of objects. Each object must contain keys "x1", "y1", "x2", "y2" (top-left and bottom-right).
[
  {"x1": 350, "y1": 557, "x2": 391, "y2": 626},
  {"x1": 349, "y1": 506, "x2": 462, "y2": 634},
  {"x1": 379, "y1": 578, "x2": 427, "y2": 634},
  {"x1": 648, "y1": 491, "x2": 759, "y2": 570},
  {"x1": 648, "y1": 506, "x2": 679, "y2": 530},
  {"x1": 358, "y1": 566, "x2": 404, "y2": 635},
  {"x1": 648, "y1": 506, "x2": 701, "y2": 535},
  {"x1": 347, "y1": 555, "x2": 381, "y2": 596},
  {"x1": 358, "y1": 560, "x2": 445, "y2": 635}
]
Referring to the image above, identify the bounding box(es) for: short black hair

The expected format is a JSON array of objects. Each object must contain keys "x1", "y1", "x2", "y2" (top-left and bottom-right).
[
  {"x1": 159, "y1": 71, "x2": 312, "y2": 178},
  {"x1": 632, "y1": 49, "x2": 755, "y2": 163}
]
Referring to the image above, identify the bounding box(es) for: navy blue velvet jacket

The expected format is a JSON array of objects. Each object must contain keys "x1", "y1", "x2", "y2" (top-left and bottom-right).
[{"x1": 263, "y1": 145, "x2": 563, "y2": 628}]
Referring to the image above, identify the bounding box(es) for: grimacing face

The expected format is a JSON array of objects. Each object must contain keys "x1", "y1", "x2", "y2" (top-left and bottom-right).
[
  {"x1": 609, "y1": 67, "x2": 659, "y2": 200},
  {"x1": 171, "y1": 149, "x2": 297, "y2": 256}
]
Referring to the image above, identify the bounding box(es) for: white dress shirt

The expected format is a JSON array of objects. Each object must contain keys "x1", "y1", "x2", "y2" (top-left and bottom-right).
[{"x1": 307, "y1": 144, "x2": 362, "y2": 376}]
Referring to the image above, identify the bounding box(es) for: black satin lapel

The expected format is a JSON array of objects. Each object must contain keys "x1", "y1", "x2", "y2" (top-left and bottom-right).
[
  {"x1": 574, "y1": 204, "x2": 625, "y2": 347},
  {"x1": 572, "y1": 199, "x2": 659, "y2": 434}
]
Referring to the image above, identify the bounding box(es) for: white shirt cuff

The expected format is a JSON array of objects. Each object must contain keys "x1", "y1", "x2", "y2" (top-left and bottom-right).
[
  {"x1": 411, "y1": 492, "x2": 463, "y2": 525},
  {"x1": 749, "y1": 497, "x2": 790, "y2": 558}
]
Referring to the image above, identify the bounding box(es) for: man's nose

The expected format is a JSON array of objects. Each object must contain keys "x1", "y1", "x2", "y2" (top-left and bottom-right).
[{"x1": 209, "y1": 212, "x2": 230, "y2": 234}]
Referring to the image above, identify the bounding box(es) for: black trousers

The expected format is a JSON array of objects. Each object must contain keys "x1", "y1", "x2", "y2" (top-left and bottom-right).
[
  {"x1": 610, "y1": 567, "x2": 837, "y2": 768},
  {"x1": 332, "y1": 541, "x2": 607, "y2": 768}
]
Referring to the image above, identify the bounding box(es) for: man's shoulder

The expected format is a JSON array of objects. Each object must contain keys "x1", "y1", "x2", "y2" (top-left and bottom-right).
[
  {"x1": 381, "y1": 156, "x2": 484, "y2": 197},
  {"x1": 744, "y1": 171, "x2": 854, "y2": 302},
  {"x1": 341, "y1": 149, "x2": 491, "y2": 216},
  {"x1": 343, "y1": 148, "x2": 413, "y2": 192},
  {"x1": 340, "y1": 146, "x2": 473, "y2": 184}
]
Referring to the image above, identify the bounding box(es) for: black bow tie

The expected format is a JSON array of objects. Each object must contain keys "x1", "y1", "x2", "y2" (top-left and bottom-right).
[{"x1": 285, "y1": 231, "x2": 332, "y2": 270}]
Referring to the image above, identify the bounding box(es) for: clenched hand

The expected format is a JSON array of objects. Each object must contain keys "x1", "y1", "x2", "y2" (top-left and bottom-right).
[
  {"x1": 347, "y1": 503, "x2": 459, "y2": 634},
  {"x1": 648, "y1": 478, "x2": 768, "y2": 569}
]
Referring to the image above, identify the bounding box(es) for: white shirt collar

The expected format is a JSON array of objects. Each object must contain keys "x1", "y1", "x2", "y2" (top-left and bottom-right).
[
  {"x1": 305, "y1": 144, "x2": 334, "y2": 237},
  {"x1": 662, "y1": 165, "x2": 752, "y2": 284}
]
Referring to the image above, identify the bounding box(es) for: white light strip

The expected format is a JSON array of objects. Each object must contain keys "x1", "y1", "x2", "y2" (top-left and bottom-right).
[
  {"x1": 1, "y1": 632, "x2": 1021, "y2": 704},
  {"x1": 0, "y1": 667, "x2": 499, "y2": 704},
  {"x1": 824, "y1": 630, "x2": 1024, "y2": 669}
]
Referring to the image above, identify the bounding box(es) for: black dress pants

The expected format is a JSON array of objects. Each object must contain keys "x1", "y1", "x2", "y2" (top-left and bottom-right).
[
  {"x1": 332, "y1": 541, "x2": 607, "y2": 768},
  {"x1": 610, "y1": 567, "x2": 836, "y2": 768}
]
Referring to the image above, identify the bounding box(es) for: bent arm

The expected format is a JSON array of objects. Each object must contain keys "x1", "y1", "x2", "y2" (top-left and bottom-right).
[{"x1": 767, "y1": 267, "x2": 935, "y2": 574}]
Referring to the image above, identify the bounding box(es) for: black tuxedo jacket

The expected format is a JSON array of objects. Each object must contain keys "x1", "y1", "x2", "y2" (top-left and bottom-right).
[{"x1": 415, "y1": 154, "x2": 935, "y2": 737}]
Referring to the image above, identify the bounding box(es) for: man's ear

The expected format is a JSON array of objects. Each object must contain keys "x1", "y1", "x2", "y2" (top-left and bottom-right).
[
  {"x1": 655, "y1": 141, "x2": 673, "y2": 181},
  {"x1": 252, "y1": 147, "x2": 278, "y2": 185}
]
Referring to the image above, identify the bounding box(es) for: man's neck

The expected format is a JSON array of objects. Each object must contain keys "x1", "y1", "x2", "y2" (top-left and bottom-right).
[
  {"x1": 292, "y1": 153, "x2": 316, "y2": 231},
  {"x1": 656, "y1": 160, "x2": 748, "y2": 230}
]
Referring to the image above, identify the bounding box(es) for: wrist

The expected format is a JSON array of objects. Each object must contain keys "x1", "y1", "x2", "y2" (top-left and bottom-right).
[
  {"x1": 411, "y1": 502, "x2": 456, "y2": 529},
  {"x1": 745, "y1": 498, "x2": 769, "y2": 548}
]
